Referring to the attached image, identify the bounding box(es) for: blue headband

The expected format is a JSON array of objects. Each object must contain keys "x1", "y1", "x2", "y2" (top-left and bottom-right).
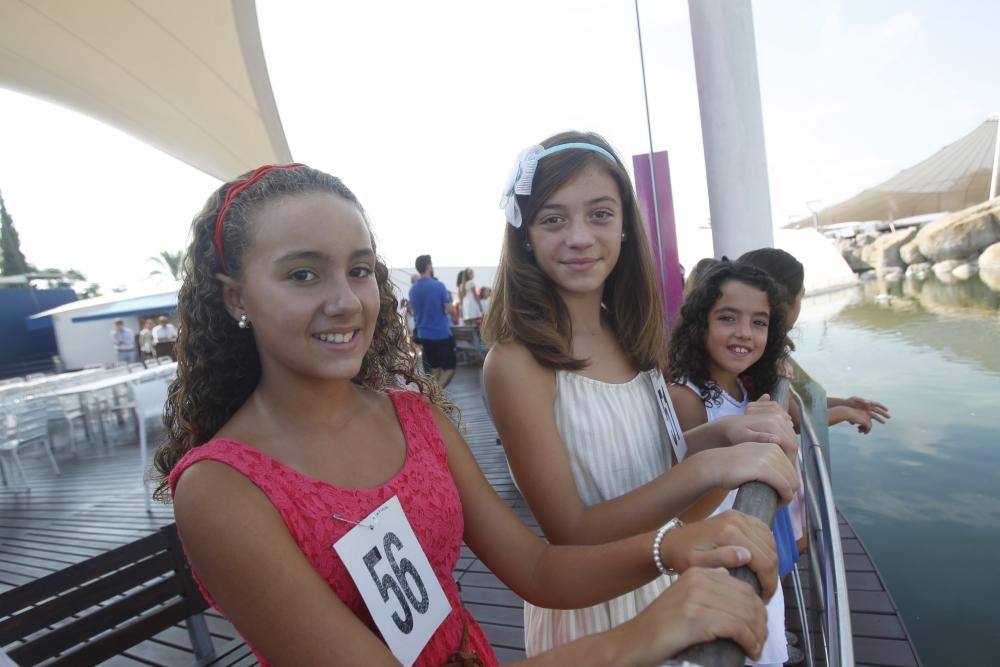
[{"x1": 499, "y1": 142, "x2": 618, "y2": 228}]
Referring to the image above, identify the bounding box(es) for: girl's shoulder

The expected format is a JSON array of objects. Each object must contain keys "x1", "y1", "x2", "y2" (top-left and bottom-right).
[{"x1": 484, "y1": 340, "x2": 555, "y2": 392}]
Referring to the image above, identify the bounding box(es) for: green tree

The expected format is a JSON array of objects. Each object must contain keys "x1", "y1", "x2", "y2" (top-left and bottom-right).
[
  {"x1": 148, "y1": 249, "x2": 184, "y2": 280},
  {"x1": 0, "y1": 190, "x2": 30, "y2": 276}
]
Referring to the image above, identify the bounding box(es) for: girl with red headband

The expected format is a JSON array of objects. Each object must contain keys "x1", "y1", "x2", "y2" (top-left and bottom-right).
[{"x1": 154, "y1": 164, "x2": 779, "y2": 666}]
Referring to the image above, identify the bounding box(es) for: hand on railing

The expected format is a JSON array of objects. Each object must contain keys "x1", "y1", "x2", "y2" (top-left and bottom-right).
[{"x1": 673, "y1": 380, "x2": 791, "y2": 667}]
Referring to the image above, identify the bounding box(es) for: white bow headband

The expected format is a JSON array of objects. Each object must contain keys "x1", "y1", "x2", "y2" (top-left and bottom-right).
[{"x1": 498, "y1": 142, "x2": 618, "y2": 228}]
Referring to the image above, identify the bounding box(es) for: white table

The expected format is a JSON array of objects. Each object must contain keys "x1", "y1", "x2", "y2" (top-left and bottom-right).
[{"x1": 52, "y1": 364, "x2": 177, "y2": 444}]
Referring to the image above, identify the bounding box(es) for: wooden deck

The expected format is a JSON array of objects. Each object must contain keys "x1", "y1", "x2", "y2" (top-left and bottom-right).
[{"x1": 0, "y1": 366, "x2": 922, "y2": 666}]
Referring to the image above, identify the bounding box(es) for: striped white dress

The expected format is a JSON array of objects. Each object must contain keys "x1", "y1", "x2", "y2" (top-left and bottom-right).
[{"x1": 524, "y1": 369, "x2": 674, "y2": 657}]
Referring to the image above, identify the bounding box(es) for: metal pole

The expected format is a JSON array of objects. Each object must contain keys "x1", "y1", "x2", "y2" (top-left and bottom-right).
[
  {"x1": 633, "y1": 0, "x2": 669, "y2": 316},
  {"x1": 989, "y1": 114, "x2": 1000, "y2": 200}
]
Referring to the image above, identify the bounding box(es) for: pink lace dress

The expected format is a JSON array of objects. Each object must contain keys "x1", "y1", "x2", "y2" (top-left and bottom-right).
[{"x1": 169, "y1": 389, "x2": 497, "y2": 666}]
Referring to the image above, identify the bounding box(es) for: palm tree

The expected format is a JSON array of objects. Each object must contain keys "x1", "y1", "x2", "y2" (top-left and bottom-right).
[{"x1": 148, "y1": 250, "x2": 184, "y2": 280}]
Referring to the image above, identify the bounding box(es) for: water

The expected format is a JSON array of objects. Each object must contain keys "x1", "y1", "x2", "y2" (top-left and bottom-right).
[{"x1": 791, "y1": 275, "x2": 1000, "y2": 667}]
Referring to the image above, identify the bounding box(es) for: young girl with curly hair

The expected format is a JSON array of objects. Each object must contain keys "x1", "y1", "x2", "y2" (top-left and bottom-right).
[
  {"x1": 153, "y1": 164, "x2": 782, "y2": 666},
  {"x1": 666, "y1": 260, "x2": 797, "y2": 667},
  {"x1": 483, "y1": 132, "x2": 801, "y2": 658},
  {"x1": 738, "y1": 247, "x2": 891, "y2": 434}
]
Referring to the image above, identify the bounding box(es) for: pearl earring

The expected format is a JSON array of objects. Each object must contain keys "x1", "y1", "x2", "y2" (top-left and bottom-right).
[
  {"x1": 238, "y1": 313, "x2": 250, "y2": 329},
  {"x1": 524, "y1": 242, "x2": 533, "y2": 252},
  {"x1": 621, "y1": 232, "x2": 627, "y2": 242}
]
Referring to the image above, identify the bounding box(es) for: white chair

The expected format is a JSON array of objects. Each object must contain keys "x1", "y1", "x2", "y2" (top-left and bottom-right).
[
  {"x1": 156, "y1": 356, "x2": 173, "y2": 366},
  {"x1": 0, "y1": 398, "x2": 60, "y2": 483},
  {"x1": 127, "y1": 362, "x2": 147, "y2": 372},
  {"x1": 46, "y1": 394, "x2": 93, "y2": 453},
  {"x1": 132, "y1": 380, "x2": 169, "y2": 512}
]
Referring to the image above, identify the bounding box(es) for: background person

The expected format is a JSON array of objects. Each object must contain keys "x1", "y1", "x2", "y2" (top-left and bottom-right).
[
  {"x1": 110, "y1": 318, "x2": 135, "y2": 363},
  {"x1": 153, "y1": 315, "x2": 179, "y2": 360},
  {"x1": 409, "y1": 254, "x2": 457, "y2": 388}
]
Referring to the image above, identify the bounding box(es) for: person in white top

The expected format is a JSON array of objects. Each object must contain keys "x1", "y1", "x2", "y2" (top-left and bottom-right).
[
  {"x1": 484, "y1": 131, "x2": 800, "y2": 659},
  {"x1": 459, "y1": 267, "x2": 483, "y2": 325},
  {"x1": 667, "y1": 261, "x2": 800, "y2": 666},
  {"x1": 152, "y1": 315, "x2": 178, "y2": 360}
]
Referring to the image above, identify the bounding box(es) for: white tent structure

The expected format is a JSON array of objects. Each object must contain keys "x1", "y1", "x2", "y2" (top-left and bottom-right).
[
  {"x1": 791, "y1": 115, "x2": 1000, "y2": 228},
  {"x1": 0, "y1": 0, "x2": 291, "y2": 180}
]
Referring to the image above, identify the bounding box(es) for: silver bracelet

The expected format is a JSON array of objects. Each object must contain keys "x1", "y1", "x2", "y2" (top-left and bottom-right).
[{"x1": 653, "y1": 518, "x2": 684, "y2": 577}]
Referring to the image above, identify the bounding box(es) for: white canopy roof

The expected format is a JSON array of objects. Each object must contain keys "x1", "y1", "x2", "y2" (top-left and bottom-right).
[
  {"x1": 792, "y1": 115, "x2": 999, "y2": 228},
  {"x1": 0, "y1": 0, "x2": 292, "y2": 180}
]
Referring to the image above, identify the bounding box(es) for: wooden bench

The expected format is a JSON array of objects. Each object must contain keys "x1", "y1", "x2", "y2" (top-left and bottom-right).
[
  {"x1": 0, "y1": 523, "x2": 227, "y2": 666},
  {"x1": 452, "y1": 325, "x2": 487, "y2": 365}
]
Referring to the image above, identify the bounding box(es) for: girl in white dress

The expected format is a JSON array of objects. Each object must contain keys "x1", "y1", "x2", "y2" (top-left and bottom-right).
[
  {"x1": 461, "y1": 268, "x2": 483, "y2": 325},
  {"x1": 483, "y1": 132, "x2": 800, "y2": 658},
  {"x1": 667, "y1": 261, "x2": 798, "y2": 666}
]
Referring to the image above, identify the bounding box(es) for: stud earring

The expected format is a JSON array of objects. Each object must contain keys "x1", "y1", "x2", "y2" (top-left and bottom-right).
[
  {"x1": 524, "y1": 242, "x2": 533, "y2": 252},
  {"x1": 621, "y1": 232, "x2": 627, "y2": 242},
  {"x1": 238, "y1": 313, "x2": 250, "y2": 329}
]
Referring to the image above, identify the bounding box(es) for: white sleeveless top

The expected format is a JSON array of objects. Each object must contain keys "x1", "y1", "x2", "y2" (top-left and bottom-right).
[
  {"x1": 678, "y1": 379, "x2": 787, "y2": 667},
  {"x1": 524, "y1": 369, "x2": 674, "y2": 658}
]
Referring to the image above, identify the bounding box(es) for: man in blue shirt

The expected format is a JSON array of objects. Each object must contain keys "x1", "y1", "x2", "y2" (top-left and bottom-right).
[{"x1": 408, "y1": 254, "x2": 456, "y2": 387}]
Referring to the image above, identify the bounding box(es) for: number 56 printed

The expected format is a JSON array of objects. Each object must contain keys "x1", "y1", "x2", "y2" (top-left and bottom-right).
[{"x1": 335, "y1": 497, "x2": 451, "y2": 667}]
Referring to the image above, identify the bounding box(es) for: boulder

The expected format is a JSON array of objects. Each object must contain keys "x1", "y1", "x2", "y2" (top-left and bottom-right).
[
  {"x1": 915, "y1": 198, "x2": 1000, "y2": 262},
  {"x1": 883, "y1": 267, "x2": 904, "y2": 282},
  {"x1": 979, "y1": 242, "x2": 1000, "y2": 268},
  {"x1": 981, "y1": 266, "x2": 1000, "y2": 292},
  {"x1": 906, "y1": 262, "x2": 932, "y2": 278},
  {"x1": 842, "y1": 247, "x2": 872, "y2": 272},
  {"x1": 933, "y1": 259, "x2": 963, "y2": 273},
  {"x1": 952, "y1": 263, "x2": 977, "y2": 280},
  {"x1": 899, "y1": 239, "x2": 926, "y2": 265},
  {"x1": 855, "y1": 232, "x2": 880, "y2": 247},
  {"x1": 860, "y1": 227, "x2": 917, "y2": 272}
]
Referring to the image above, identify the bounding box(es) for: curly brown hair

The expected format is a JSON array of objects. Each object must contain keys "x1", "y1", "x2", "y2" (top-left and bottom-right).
[
  {"x1": 152, "y1": 165, "x2": 454, "y2": 501},
  {"x1": 666, "y1": 261, "x2": 789, "y2": 405},
  {"x1": 482, "y1": 131, "x2": 667, "y2": 371}
]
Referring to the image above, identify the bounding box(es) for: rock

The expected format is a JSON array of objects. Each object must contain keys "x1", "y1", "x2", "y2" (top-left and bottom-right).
[
  {"x1": 855, "y1": 232, "x2": 880, "y2": 247},
  {"x1": 859, "y1": 269, "x2": 877, "y2": 282},
  {"x1": 981, "y1": 266, "x2": 1000, "y2": 292},
  {"x1": 933, "y1": 259, "x2": 963, "y2": 274},
  {"x1": 860, "y1": 227, "x2": 917, "y2": 272},
  {"x1": 906, "y1": 262, "x2": 932, "y2": 278},
  {"x1": 952, "y1": 263, "x2": 977, "y2": 280},
  {"x1": 900, "y1": 239, "x2": 926, "y2": 265},
  {"x1": 883, "y1": 267, "x2": 904, "y2": 282},
  {"x1": 842, "y1": 247, "x2": 872, "y2": 272},
  {"x1": 979, "y1": 242, "x2": 1000, "y2": 268},
  {"x1": 915, "y1": 198, "x2": 1000, "y2": 262}
]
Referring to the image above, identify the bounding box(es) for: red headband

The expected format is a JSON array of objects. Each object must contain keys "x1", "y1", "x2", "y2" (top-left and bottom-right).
[{"x1": 214, "y1": 163, "x2": 305, "y2": 274}]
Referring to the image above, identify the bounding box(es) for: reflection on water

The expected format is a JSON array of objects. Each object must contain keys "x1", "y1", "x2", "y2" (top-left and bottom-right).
[{"x1": 791, "y1": 275, "x2": 1000, "y2": 667}]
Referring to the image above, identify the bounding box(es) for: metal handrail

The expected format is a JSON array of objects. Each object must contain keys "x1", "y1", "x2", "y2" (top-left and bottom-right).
[
  {"x1": 675, "y1": 379, "x2": 854, "y2": 667},
  {"x1": 791, "y1": 385, "x2": 854, "y2": 666}
]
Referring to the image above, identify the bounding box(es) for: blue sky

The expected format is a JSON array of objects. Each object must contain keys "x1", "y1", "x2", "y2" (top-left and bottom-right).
[{"x1": 0, "y1": 1, "x2": 998, "y2": 289}]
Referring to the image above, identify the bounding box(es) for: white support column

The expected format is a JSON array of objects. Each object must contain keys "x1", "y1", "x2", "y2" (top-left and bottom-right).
[{"x1": 688, "y1": 0, "x2": 775, "y2": 258}]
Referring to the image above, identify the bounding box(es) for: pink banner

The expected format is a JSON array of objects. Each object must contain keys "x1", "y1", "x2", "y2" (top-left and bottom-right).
[{"x1": 632, "y1": 151, "x2": 682, "y2": 330}]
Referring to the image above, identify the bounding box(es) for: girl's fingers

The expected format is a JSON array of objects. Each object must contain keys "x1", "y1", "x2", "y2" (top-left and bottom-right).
[
  {"x1": 696, "y1": 569, "x2": 769, "y2": 658},
  {"x1": 686, "y1": 545, "x2": 752, "y2": 570}
]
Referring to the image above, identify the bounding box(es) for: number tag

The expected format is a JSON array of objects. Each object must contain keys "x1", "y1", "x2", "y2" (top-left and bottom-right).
[
  {"x1": 654, "y1": 372, "x2": 688, "y2": 462},
  {"x1": 334, "y1": 496, "x2": 451, "y2": 667}
]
